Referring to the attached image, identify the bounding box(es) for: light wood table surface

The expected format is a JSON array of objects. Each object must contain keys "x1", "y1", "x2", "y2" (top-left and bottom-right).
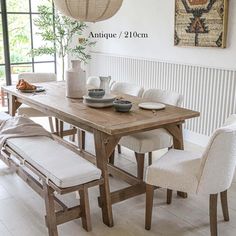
[{"x1": 3, "y1": 81, "x2": 200, "y2": 227}]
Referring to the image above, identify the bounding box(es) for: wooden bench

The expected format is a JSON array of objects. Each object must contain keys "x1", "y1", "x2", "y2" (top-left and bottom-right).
[{"x1": 0, "y1": 135, "x2": 103, "y2": 236}]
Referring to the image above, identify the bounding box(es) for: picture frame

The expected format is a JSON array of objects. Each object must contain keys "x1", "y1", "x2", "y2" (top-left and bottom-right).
[{"x1": 174, "y1": 0, "x2": 229, "y2": 48}]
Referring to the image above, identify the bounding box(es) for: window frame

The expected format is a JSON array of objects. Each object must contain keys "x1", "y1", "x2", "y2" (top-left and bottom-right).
[{"x1": 0, "y1": 0, "x2": 57, "y2": 85}]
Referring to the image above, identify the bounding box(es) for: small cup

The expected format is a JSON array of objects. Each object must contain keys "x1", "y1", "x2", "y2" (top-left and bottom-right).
[
  {"x1": 88, "y1": 89, "x2": 105, "y2": 98},
  {"x1": 113, "y1": 100, "x2": 132, "y2": 112}
]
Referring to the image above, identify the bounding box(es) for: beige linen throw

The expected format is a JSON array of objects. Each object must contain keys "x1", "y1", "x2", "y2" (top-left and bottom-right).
[{"x1": 0, "y1": 116, "x2": 52, "y2": 149}]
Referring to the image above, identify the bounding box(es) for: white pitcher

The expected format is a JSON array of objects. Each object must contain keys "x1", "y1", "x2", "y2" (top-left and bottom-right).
[{"x1": 99, "y1": 76, "x2": 111, "y2": 94}]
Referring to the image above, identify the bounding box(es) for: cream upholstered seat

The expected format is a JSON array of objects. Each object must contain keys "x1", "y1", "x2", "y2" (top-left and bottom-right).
[
  {"x1": 119, "y1": 89, "x2": 183, "y2": 179},
  {"x1": 7, "y1": 136, "x2": 101, "y2": 188},
  {"x1": 111, "y1": 81, "x2": 144, "y2": 97},
  {"x1": 146, "y1": 149, "x2": 202, "y2": 193},
  {"x1": 145, "y1": 115, "x2": 236, "y2": 236},
  {"x1": 120, "y1": 129, "x2": 173, "y2": 154}
]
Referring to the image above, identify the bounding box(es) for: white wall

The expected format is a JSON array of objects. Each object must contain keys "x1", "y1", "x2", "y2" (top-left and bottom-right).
[{"x1": 89, "y1": 0, "x2": 236, "y2": 70}]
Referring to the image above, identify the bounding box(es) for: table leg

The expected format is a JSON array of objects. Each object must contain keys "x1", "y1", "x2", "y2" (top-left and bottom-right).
[
  {"x1": 8, "y1": 94, "x2": 21, "y2": 116},
  {"x1": 93, "y1": 130, "x2": 120, "y2": 227},
  {"x1": 165, "y1": 123, "x2": 187, "y2": 198}
]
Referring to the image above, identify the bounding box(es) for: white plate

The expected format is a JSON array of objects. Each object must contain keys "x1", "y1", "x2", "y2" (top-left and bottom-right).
[
  {"x1": 139, "y1": 102, "x2": 166, "y2": 110},
  {"x1": 83, "y1": 94, "x2": 116, "y2": 103},
  {"x1": 83, "y1": 100, "x2": 113, "y2": 108}
]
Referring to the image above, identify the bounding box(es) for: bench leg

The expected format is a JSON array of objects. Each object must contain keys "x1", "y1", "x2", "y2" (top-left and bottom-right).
[
  {"x1": 43, "y1": 182, "x2": 58, "y2": 236},
  {"x1": 79, "y1": 187, "x2": 92, "y2": 232}
]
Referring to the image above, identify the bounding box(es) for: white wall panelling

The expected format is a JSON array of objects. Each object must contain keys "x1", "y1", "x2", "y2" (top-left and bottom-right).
[{"x1": 88, "y1": 52, "x2": 236, "y2": 138}]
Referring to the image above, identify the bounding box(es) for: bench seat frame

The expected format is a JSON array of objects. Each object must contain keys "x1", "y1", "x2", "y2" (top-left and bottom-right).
[{"x1": 0, "y1": 136, "x2": 103, "y2": 236}]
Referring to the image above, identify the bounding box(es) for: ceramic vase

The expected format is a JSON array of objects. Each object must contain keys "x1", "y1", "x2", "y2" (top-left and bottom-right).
[{"x1": 66, "y1": 60, "x2": 86, "y2": 98}]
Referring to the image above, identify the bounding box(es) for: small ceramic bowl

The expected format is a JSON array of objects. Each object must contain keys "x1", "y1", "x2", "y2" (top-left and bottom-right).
[
  {"x1": 88, "y1": 89, "x2": 105, "y2": 98},
  {"x1": 113, "y1": 100, "x2": 132, "y2": 112}
]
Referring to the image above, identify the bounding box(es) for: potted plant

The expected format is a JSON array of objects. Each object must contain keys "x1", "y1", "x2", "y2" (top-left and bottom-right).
[{"x1": 32, "y1": 4, "x2": 95, "y2": 98}]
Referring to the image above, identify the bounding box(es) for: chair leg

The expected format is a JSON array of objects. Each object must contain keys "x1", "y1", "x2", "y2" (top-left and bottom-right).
[
  {"x1": 220, "y1": 190, "x2": 229, "y2": 221},
  {"x1": 59, "y1": 120, "x2": 64, "y2": 138},
  {"x1": 79, "y1": 187, "x2": 92, "y2": 232},
  {"x1": 145, "y1": 184, "x2": 155, "y2": 230},
  {"x1": 135, "y1": 152, "x2": 145, "y2": 180},
  {"x1": 109, "y1": 151, "x2": 115, "y2": 165},
  {"x1": 118, "y1": 144, "x2": 121, "y2": 154},
  {"x1": 78, "y1": 129, "x2": 86, "y2": 150},
  {"x1": 167, "y1": 189, "x2": 173, "y2": 204},
  {"x1": 209, "y1": 194, "x2": 218, "y2": 236},
  {"x1": 148, "y1": 152, "x2": 152, "y2": 166},
  {"x1": 43, "y1": 182, "x2": 58, "y2": 236},
  {"x1": 48, "y1": 117, "x2": 54, "y2": 133},
  {"x1": 71, "y1": 127, "x2": 76, "y2": 142},
  {"x1": 55, "y1": 118, "x2": 59, "y2": 135}
]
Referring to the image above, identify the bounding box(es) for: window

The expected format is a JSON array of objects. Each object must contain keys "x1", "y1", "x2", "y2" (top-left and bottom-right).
[{"x1": 0, "y1": 0, "x2": 57, "y2": 87}]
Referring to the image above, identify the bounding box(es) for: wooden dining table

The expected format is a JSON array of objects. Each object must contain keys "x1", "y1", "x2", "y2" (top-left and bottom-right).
[{"x1": 3, "y1": 81, "x2": 200, "y2": 227}]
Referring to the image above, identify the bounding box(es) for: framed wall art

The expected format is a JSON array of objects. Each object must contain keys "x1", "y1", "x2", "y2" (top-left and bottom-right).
[{"x1": 174, "y1": 0, "x2": 229, "y2": 48}]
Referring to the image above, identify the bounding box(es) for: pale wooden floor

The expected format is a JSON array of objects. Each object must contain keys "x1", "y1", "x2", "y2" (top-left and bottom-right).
[{"x1": 0, "y1": 120, "x2": 236, "y2": 235}]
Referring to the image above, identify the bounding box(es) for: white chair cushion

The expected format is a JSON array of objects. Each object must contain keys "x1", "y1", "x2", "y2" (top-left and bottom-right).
[
  {"x1": 146, "y1": 149, "x2": 202, "y2": 193},
  {"x1": 6, "y1": 136, "x2": 101, "y2": 188},
  {"x1": 119, "y1": 128, "x2": 173, "y2": 153},
  {"x1": 18, "y1": 104, "x2": 48, "y2": 117}
]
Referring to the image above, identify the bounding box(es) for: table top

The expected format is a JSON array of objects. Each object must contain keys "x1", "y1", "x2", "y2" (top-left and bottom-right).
[{"x1": 3, "y1": 81, "x2": 200, "y2": 136}]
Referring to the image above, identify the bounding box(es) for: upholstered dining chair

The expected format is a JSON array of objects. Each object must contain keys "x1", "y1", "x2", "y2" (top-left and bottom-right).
[
  {"x1": 145, "y1": 115, "x2": 236, "y2": 236},
  {"x1": 17, "y1": 73, "x2": 57, "y2": 132},
  {"x1": 86, "y1": 76, "x2": 100, "y2": 89},
  {"x1": 111, "y1": 81, "x2": 144, "y2": 97},
  {"x1": 118, "y1": 89, "x2": 183, "y2": 179}
]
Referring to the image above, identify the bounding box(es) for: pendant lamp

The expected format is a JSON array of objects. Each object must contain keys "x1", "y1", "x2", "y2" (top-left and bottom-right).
[{"x1": 53, "y1": 0, "x2": 123, "y2": 22}]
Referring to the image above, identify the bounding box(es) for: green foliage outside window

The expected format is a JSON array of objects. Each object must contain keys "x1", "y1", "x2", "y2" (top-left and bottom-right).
[{"x1": 32, "y1": 5, "x2": 95, "y2": 80}]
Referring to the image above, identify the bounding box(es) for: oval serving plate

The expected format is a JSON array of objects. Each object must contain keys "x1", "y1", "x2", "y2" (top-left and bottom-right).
[
  {"x1": 139, "y1": 102, "x2": 166, "y2": 110},
  {"x1": 83, "y1": 100, "x2": 113, "y2": 108},
  {"x1": 19, "y1": 86, "x2": 45, "y2": 93},
  {"x1": 83, "y1": 94, "x2": 116, "y2": 103}
]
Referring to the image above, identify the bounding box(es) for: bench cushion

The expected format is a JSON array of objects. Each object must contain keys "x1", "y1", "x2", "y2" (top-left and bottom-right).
[
  {"x1": 6, "y1": 136, "x2": 101, "y2": 188},
  {"x1": 0, "y1": 112, "x2": 11, "y2": 123}
]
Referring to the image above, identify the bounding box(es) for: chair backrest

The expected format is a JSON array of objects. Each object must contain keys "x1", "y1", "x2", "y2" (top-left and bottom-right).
[
  {"x1": 143, "y1": 89, "x2": 183, "y2": 106},
  {"x1": 111, "y1": 82, "x2": 144, "y2": 97},
  {"x1": 87, "y1": 76, "x2": 100, "y2": 89},
  {"x1": 18, "y1": 73, "x2": 57, "y2": 83},
  {"x1": 197, "y1": 115, "x2": 236, "y2": 194}
]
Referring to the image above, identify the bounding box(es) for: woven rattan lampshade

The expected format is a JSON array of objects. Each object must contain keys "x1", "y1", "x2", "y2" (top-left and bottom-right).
[{"x1": 53, "y1": 0, "x2": 123, "y2": 22}]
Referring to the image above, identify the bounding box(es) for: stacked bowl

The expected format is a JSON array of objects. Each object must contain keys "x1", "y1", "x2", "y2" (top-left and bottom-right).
[{"x1": 83, "y1": 89, "x2": 116, "y2": 108}]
